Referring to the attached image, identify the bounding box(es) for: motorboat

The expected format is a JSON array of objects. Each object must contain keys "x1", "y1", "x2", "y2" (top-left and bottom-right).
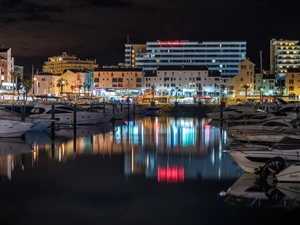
[
  {"x1": 134, "y1": 104, "x2": 161, "y2": 116},
  {"x1": 254, "y1": 156, "x2": 300, "y2": 183},
  {"x1": 224, "y1": 136, "x2": 300, "y2": 173},
  {"x1": 0, "y1": 119, "x2": 35, "y2": 138},
  {"x1": 226, "y1": 111, "x2": 295, "y2": 126},
  {"x1": 0, "y1": 107, "x2": 55, "y2": 132},
  {"x1": 229, "y1": 126, "x2": 300, "y2": 144},
  {"x1": 206, "y1": 107, "x2": 243, "y2": 120},
  {"x1": 28, "y1": 103, "x2": 114, "y2": 125},
  {"x1": 80, "y1": 103, "x2": 130, "y2": 120},
  {"x1": 220, "y1": 173, "x2": 300, "y2": 209},
  {"x1": 224, "y1": 118, "x2": 300, "y2": 137}
]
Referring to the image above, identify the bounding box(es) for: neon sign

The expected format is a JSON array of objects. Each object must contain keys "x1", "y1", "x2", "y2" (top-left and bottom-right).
[
  {"x1": 158, "y1": 166, "x2": 184, "y2": 183},
  {"x1": 158, "y1": 41, "x2": 186, "y2": 46}
]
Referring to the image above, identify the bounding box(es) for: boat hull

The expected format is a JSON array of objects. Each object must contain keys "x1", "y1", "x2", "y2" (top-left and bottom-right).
[
  {"x1": 0, "y1": 120, "x2": 34, "y2": 137},
  {"x1": 276, "y1": 164, "x2": 300, "y2": 182}
]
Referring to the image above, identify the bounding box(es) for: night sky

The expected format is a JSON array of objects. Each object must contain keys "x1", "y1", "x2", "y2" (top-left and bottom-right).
[{"x1": 1, "y1": 0, "x2": 299, "y2": 74}]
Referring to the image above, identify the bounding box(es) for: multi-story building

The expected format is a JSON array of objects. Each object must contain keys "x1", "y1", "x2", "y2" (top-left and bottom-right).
[
  {"x1": 270, "y1": 39, "x2": 300, "y2": 77},
  {"x1": 0, "y1": 47, "x2": 15, "y2": 92},
  {"x1": 92, "y1": 68, "x2": 143, "y2": 98},
  {"x1": 33, "y1": 69, "x2": 94, "y2": 96},
  {"x1": 60, "y1": 69, "x2": 94, "y2": 95},
  {"x1": 144, "y1": 65, "x2": 221, "y2": 102},
  {"x1": 227, "y1": 59, "x2": 255, "y2": 103},
  {"x1": 124, "y1": 44, "x2": 147, "y2": 68},
  {"x1": 253, "y1": 69, "x2": 276, "y2": 97},
  {"x1": 285, "y1": 68, "x2": 300, "y2": 98},
  {"x1": 131, "y1": 40, "x2": 246, "y2": 79},
  {"x1": 42, "y1": 52, "x2": 98, "y2": 74},
  {"x1": 32, "y1": 72, "x2": 60, "y2": 96}
]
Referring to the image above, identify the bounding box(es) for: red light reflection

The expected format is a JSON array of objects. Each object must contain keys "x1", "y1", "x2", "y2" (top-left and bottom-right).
[{"x1": 158, "y1": 166, "x2": 184, "y2": 183}]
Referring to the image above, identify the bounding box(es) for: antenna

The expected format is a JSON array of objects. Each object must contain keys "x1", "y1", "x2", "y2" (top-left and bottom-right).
[{"x1": 127, "y1": 36, "x2": 132, "y2": 44}]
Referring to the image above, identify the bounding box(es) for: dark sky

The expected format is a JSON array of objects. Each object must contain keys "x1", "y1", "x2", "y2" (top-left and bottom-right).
[{"x1": 1, "y1": 0, "x2": 299, "y2": 74}]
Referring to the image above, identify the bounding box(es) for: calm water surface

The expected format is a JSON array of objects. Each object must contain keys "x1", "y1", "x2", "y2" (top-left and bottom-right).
[{"x1": 0, "y1": 116, "x2": 299, "y2": 225}]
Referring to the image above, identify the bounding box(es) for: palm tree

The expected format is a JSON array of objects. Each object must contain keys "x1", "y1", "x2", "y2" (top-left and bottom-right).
[
  {"x1": 22, "y1": 79, "x2": 33, "y2": 101},
  {"x1": 242, "y1": 84, "x2": 250, "y2": 101},
  {"x1": 57, "y1": 78, "x2": 68, "y2": 96},
  {"x1": 151, "y1": 84, "x2": 156, "y2": 106},
  {"x1": 76, "y1": 83, "x2": 83, "y2": 96},
  {"x1": 10, "y1": 70, "x2": 21, "y2": 95}
]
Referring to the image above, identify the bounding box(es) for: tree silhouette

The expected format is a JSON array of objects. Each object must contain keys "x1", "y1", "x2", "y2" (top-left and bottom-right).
[
  {"x1": 242, "y1": 84, "x2": 250, "y2": 100},
  {"x1": 22, "y1": 79, "x2": 33, "y2": 101},
  {"x1": 10, "y1": 70, "x2": 21, "y2": 95},
  {"x1": 56, "y1": 78, "x2": 68, "y2": 95}
]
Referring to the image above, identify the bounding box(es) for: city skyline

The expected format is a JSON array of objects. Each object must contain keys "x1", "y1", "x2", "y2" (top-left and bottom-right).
[{"x1": 0, "y1": 0, "x2": 299, "y2": 73}]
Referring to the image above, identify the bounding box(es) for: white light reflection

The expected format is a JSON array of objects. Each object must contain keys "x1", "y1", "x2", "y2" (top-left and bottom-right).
[
  {"x1": 58, "y1": 147, "x2": 61, "y2": 162},
  {"x1": 211, "y1": 147, "x2": 215, "y2": 165}
]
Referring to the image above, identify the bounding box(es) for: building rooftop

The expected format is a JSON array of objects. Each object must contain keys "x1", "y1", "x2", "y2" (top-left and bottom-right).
[
  {"x1": 0, "y1": 47, "x2": 10, "y2": 52},
  {"x1": 94, "y1": 68, "x2": 143, "y2": 72}
]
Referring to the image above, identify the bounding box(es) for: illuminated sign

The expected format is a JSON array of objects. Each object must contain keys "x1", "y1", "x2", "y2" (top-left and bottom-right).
[
  {"x1": 158, "y1": 41, "x2": 186, "y2": 46},
  {"x1": 158, "y1": 166, "x2": 184, "y2": 183}
]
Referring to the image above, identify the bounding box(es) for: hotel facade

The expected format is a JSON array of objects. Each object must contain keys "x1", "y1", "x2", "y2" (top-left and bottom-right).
[
  {"x1": 125, "y1": 40, "x2": 246, "y2": 79},
  {"x1": 270, "y1": 39, "x2": 300, "y2": 78},
  {"x1": 42, "y1": 52, "x2": 98, "y2": 74}
]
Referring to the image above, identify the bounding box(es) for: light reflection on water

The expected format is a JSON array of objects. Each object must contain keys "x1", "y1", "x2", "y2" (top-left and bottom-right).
[{"x1": 0, "y1": 116, "x2": 243, "y2": 182}]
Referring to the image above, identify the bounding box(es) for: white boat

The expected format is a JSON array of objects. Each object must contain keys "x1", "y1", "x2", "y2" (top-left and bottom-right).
[
  {"x1": 80, "y1": 104, "x2": 129, "y2": 120},
  {"x1": 225, "y1": 118, "x2": 300, "y2": 137},
  {"x1": 144, "y1": 106, "x2": 161, "y2": 116},
  {"x1": 225, "y1": 137, "x2": 300, "y2": 173},
  {"x1": 0, "y1": 108, "x2": 55, "y2": 132},
  {"x1": 206, "y1": 107, "x2": 243, "y2": 120},
  {"x1": 229, "y1": 127, "x2": 300, "y2": 144},
  {"x1": 28, "y1": 103, "x2": 114, "y2": 125},
  {"x1": 254, "y1": 157, "x2": 300, "y2": 183},
  {"x1": 134, "y1": 104, "x2": 161, "y2": 116},
  {"x1": 220, "y1": 173, "x2": 300, "y2": 209},
  {"x1": 0, "y1": 119, "x2": 35, "y2": 138},
  {"x1": 226, "y1": 111, "x2": 295, "y2": 126}
]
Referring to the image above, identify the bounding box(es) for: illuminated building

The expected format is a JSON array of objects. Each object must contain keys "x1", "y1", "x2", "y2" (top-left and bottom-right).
[
  {"x1": 42, "y1": 52, "x2": 98, "y2": 74},
  {"x1": 93, "y1": 68, "x2": 143, "y2": 97},
  {"x1": 286, "y1": 68, "x2": 300, "y2": 98},
  {"x1": 124, "y1": 44, "x2": 147, "y2": 68},
  {"x1": 0, "y1": 47, "x2": 17, "y2": 93},
  {"x1": 270, "y1": 39, "x2": 300, "y2": 77},
  {"x1": 226, "y1": 59, "x2": 255, "y2": 103},
  {"x1": 144, "y1": 65, "x2": 221, "y2": 101},
  {"x1": 130, "y1": 40, "x2": 246, "y2": 79}
]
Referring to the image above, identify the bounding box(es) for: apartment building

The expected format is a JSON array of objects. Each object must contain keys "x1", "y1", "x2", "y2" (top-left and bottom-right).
[
  {"x1": 42, "y1": 52, "x2": 98, "y2": 74},
  {"x1": 286, "y1": 68, "x2": 300, "y2": 98},
  {"x1": 144, "y1": 65, "x2": 221, "y2": 98},
  {"x1": 129, "y1": 40, "x2": 246, "y2": 79},
  {"x1": 0, "y1": 47, "x2": 15, "y2": 93},
  {"x1": 124, "y1": 44, "x2": 147, "y2": 68},
  {"x1": 227, "y1": 59, "x2": 255, "y2": 103},
  {"x1": 270, "y1": 39, "x2": 300, "y2": 77},
  {"x1": 92, "y1": 68, "x2": 143, "y2": 97}
]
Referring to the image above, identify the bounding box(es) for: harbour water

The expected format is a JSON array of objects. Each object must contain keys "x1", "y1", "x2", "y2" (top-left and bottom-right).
[{"x1": 0, "y1": 116, "x2": 299, "y2": 225}]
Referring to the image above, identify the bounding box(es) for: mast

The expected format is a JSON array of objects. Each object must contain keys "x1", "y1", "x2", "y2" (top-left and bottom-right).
[{"x1": 260, "y1": 51, "x2": 263, "y2": 103}]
